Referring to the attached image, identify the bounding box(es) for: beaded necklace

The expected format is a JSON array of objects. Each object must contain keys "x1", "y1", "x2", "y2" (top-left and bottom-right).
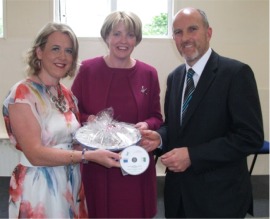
[{"x1": 37, "y1": 75, "x2": 68, "y2": 113}]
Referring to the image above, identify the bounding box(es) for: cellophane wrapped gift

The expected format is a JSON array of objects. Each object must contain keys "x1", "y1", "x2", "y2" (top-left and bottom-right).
[{"x1": 74, "y1": 108, "x2": 141, "y2": 151}]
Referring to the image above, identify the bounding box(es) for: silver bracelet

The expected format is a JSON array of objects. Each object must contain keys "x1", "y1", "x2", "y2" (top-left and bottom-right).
[{"x1": 82, "y1": 148, "x2": 88, "y2": 164}]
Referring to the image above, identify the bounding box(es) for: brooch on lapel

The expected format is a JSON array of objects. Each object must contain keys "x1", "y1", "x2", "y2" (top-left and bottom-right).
[{"x1": 141, "y1": 86, "x2": 148, "y2": 95}]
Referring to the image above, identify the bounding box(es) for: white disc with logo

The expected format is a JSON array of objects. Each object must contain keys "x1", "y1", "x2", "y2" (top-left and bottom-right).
[{"x1": 120, "y1": 145, "x2": 150, "y2": 175}]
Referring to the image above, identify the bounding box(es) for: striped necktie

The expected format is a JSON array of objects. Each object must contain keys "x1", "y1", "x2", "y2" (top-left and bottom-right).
[{"x1": 182, "y1": 68, "x2": 195, "y2": 120}]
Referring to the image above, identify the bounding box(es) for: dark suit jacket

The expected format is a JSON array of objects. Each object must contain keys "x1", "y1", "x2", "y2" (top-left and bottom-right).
[{"x1": 158, "y1": 50, "x2": 264, "y2": 218}]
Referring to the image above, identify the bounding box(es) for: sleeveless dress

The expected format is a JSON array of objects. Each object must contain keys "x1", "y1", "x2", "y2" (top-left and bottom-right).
[{"x1": 2, "y1": 79, "x2": 88, "y2": 218}]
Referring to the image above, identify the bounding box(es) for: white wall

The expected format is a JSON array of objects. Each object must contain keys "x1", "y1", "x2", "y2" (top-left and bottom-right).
[{"x1": 0, "y1": 0, "x2": 268, "y2": 176}]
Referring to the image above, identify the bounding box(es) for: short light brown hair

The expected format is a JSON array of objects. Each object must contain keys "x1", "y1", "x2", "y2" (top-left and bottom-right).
[{"x1": 100, "y1": 11, "x2": 142, "y2": 46}]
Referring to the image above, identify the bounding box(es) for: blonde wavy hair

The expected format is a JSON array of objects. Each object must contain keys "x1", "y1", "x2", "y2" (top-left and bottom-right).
[{"x1": 25, "y1": 22, "x2": 79, "y2": 78}]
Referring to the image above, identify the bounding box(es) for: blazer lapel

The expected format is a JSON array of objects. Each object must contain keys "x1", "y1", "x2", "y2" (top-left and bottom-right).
[{"x1": 173, "y1": 66, "x2": 186, "y2": 127}]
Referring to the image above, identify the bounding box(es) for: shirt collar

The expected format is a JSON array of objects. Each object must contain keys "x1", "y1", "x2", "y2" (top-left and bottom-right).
[{"x1": 185, "y1": 48, "x2": 212, "y2": 77}]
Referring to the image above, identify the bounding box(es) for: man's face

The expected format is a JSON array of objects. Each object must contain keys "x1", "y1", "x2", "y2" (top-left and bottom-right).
[{"x1": 172, "y1": 8, "x2": 212, "y2": 66}]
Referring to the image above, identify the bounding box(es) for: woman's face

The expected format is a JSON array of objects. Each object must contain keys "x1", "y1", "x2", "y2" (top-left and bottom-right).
[
  {"x1": 106, "y1": 21, "x2": 137, "y2": 61},
  {"x1": 36, "y1": 31, "x2": 73, "y2": 83}
]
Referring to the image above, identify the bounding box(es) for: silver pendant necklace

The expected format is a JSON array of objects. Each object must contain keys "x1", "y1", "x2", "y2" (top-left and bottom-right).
[{"x1": 37, "y1": 75, "x2": 68, "y2": 113}]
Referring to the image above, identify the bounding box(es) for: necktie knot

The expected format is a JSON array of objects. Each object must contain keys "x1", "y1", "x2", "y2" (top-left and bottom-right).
[{"x1": 187, "y1": 68, "x2": 195, "y2": 79}]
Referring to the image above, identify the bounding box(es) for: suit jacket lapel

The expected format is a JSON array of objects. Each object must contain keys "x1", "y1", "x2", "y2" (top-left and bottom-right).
[{"x1": 173, "y1": 66, "x2": 186, "y2": 128}]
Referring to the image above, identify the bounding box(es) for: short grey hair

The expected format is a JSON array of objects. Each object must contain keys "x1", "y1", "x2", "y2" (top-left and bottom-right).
[{"x1": 197, "y1": 9, "x2": 209, "y2": 28}]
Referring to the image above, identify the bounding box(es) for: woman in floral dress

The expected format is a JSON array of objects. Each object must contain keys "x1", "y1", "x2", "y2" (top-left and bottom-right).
[{"x1": 2, "y1": 22, "x2": 120, "y2": 218}]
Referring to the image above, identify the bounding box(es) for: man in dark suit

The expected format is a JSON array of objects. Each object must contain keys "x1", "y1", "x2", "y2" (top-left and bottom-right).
[{"x1": 141, "y1": 7, "x2": 264, "y2": 218}]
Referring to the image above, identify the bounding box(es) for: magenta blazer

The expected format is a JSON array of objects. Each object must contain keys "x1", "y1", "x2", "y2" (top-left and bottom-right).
[{"x1": 72, "y1": 56, "x2": 163, "y2": 129}]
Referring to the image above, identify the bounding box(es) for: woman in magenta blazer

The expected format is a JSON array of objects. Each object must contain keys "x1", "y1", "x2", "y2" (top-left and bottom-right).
[{"x1": 71, "y1": 11, "x2": 163, "y2": 218}]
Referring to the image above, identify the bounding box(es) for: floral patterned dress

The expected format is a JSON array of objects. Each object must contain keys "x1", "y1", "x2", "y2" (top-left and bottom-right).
[{"x1": 2, "y1": 78, "x2": 88, "y2": 218}]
